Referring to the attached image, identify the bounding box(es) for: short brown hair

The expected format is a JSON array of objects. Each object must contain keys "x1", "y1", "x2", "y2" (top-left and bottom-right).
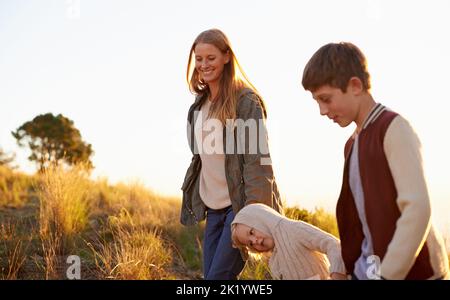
[{"x1": 301, "y1": 42, "x2": 371, "y2": 93}]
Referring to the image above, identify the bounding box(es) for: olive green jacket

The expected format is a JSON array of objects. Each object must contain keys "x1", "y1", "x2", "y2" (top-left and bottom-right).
[{"x1": 180, "y1": 88, "x2": 283, "y2": 226}]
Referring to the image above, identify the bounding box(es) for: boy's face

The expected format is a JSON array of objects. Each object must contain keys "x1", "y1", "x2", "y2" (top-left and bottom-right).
[
  {"x1": 233, "y1": 223, "x2": 274, "y2": 253},
  {"x1": 311, "y1": 83, "x2": 359, "y2": 128}
]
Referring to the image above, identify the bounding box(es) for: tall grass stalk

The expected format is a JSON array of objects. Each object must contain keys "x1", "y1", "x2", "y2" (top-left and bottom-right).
[
  {"x1": 0, "y1": 222, "x2": 30, "y2": 279},
  {"x1": 88, "y1": 209, "x2": 172, "y2": 279},
  {"x1": 36, "y1": 164, "x2": 91, "y2": 241}
]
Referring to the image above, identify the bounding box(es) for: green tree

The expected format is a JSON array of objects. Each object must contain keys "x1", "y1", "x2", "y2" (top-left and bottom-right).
[{"x1": 11, "y1": 113, "x2": 94, "y2": 171}]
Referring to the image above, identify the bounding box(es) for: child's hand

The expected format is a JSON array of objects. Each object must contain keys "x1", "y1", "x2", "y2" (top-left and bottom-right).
[{"x1": 330, "y1": 272, "x2": 347, "y2": 280}]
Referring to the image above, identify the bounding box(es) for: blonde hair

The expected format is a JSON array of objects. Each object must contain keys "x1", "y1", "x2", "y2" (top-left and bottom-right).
[
  {"x1": 186, "y1": 29, "x2": 266, "y2": 124},
  {"x1": 231, "y1": 223, "x2": 243, "y2": 249},
  {"x1": 231, "y1": 223, "x2": 271, "y2": 260}
]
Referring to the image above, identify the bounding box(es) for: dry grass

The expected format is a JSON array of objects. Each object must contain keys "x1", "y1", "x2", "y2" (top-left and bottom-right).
[
  {"x1": 88, "y1": 208, "x2": 172, "y2": 279},
  {"x1": 285, "y1": 206, "x2": 339, "y2": 237},
  {"x1": 0, "y1": 166, "x2": 33, "y2": 208},
  {"x1": 30, "y1": 164, "x2": 92, "y2": 278},
  {"x1": 39, "y1": 231, "x2": 62, "y2": 279},
  {"x1": 90, "y1": 179, "x2": 180, "y2": 227},
  {"x1": 0, "y1": 221, "x2": 30, "y2": 279},
  {"x1": 35, "y1": 164, "x2": 91, "y2": 240},
  {"x1": 31, "y1": 167, "x2": 195, "y2": 279},
  {"x1": 239, "y1": 252, "x2": 273, "y2": 280}
]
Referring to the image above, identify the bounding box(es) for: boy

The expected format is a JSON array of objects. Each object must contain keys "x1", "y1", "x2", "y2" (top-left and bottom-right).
[{"x1": 301, "y1": 42, "x2": 449, "y2": 280}]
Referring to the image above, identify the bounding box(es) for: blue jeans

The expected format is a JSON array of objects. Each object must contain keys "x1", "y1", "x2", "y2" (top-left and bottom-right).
[{"x1": 203, "y1": 205, "x2": 245, "y2": 280}]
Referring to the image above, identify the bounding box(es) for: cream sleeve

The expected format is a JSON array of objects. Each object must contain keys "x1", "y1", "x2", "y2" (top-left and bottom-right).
[
  {"x1": 296, "y1": 221, "x2": 347, "y2": 275},
  {"x1": 380, "y1": 115, "x2": 431, "y2": 279}
]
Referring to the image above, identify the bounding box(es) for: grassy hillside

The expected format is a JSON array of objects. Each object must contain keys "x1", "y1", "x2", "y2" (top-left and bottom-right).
[
  {"x1": 0, "y1": 165, "x2": 203, "y2": 279},
  {"x1": 0, "y1": 165, "x2": 448, "y2": 279}
]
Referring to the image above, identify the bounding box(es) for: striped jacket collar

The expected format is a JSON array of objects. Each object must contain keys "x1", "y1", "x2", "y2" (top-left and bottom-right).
[
  {"x1": 361, "y1": 103, "x2": 387, "y2": 130},
  {"x1": 352, "y1": 103, "x2": 387, "y2": 139}
]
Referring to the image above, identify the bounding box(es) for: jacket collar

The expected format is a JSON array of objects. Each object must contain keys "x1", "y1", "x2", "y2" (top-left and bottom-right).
[{"x1": 361, "y1": 103, "x2": 387, "y2": 130}]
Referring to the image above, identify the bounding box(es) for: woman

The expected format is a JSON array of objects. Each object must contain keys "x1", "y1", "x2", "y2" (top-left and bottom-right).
[
  {"x1": 180, "y1": 29, "x2": 283, "y2": 280},
  {"x1": 232, "y1": 203, "x2": 347, "y2": 280}
]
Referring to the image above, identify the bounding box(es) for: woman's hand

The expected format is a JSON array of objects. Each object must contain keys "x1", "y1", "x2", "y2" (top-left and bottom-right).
[{"x1": 330, "y1": 272, "x2": 348, "y2": 280}]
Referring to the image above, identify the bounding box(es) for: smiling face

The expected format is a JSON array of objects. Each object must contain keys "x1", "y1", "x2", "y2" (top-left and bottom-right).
[
  {"x1": 311, "y1": 81, "x2": 361, "y2": 128},
  {"x1": 194, "y1": 42, "x2": 230, "y2": 87},
  {"x1": 233, "y1": 223, "x2": 274, "y2": 253}
]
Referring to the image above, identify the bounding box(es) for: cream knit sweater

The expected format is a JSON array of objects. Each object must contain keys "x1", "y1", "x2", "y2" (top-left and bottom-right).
[{"x1": 232, "y1": 203, "x2": 346, "y2": 279}]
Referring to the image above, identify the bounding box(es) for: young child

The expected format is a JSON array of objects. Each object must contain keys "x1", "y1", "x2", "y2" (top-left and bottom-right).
[
  {"x1": 301, "y1": 42, "x2": 449, "y2": 280},
  {"x1": 231, "y1": 203, "x2": 347, "y2": 280}
]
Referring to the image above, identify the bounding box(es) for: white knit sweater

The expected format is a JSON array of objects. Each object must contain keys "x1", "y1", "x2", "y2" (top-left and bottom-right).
[{"x1": 232, "y1": 203, "x2": 346, "y2": 279}]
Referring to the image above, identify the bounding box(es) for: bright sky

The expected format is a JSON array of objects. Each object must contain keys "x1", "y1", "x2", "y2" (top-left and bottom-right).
[{"x1": 1, "y1": 0, "x2": 449, "y2": 241}]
